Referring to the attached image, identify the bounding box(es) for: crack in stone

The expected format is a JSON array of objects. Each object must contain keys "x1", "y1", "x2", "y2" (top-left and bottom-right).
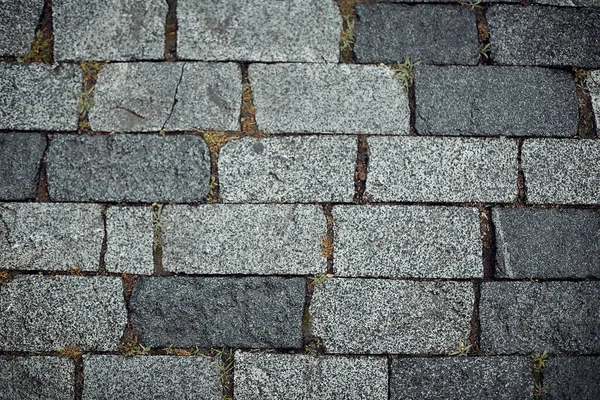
[
  {"x1": 112, "y1": 106, "x2": 147, "y2": 120},
  {"x1": 161, "y1": 63, "x2": 185, "y2": 131}
]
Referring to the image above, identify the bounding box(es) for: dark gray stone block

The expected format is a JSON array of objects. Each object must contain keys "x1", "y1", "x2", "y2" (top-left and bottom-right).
[
  {"x1": 545, "y1": 357, "x2": 600, "y2": 400},
  {"x1": 0, "y1": 0, "x2": 43, "y2": 56},
  {"x1": 0, "y1": 356, "x2": 74, "y2": 400},
  {"x1": 0, "y1": 133, "x2": 46, "y2": 200}
]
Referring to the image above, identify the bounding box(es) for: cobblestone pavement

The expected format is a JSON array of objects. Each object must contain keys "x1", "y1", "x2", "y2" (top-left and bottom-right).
[{"x1": 1, "y1": 0, "x2": 599, "y2": 399}]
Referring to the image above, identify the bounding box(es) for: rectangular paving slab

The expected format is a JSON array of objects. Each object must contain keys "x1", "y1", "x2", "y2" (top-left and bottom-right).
[
  {"x1": 162, "y1": 204, "x2": 326, "y2": 275},
  {"x1": 234, "y1": 352, "x2": 388, "y2": 400},
  {"x1": 0, "y1": 133, "x2": 46, "y2": 200},
  {"x1": 0, "y1": 356, "x2": 74, "y2": 400},
  {"x1": 310, "y1": 278, "x2": 474, "y2": 354},
  {"x1": 130, "y1": 276, "x2": 305, "y2": 349},
  {"x1": 332, "y1": 205, "x2": 482, "y2": 278},
  {"x1": 544, "y1": 357, "x2": 600, "y2": 400},
  {"x1": 0, "y1": 0, "x2": 44, "y2": 56}
]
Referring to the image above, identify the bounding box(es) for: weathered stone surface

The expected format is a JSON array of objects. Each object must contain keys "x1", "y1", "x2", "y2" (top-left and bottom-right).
[
  {"x1": 162, "y1": 204, "x2": 326, "y2": 275},
  {"x1": 480, "y1": 282, "x2": 600, "y2": 354},
  {"x1": 234, "y1": 352, "x2": 388, "y2": 400},
  {"x1": 0, "y1": 133, "x2": 46, "y2": 200},
  {"x1": 0, "y1": 63, "x2": 81, "y2": 131},
  {"x1": 219, "y1": 136, "x2": 355, "y2": 203},
  {"x1": 54, "y1": 0, "x2": 166, "y2": 61},
  {"x1": 0, "y1": 203, "x2": 104, "y2": 271},
  {"x1": 333, "y1": 205, "x2": 482, "y2": 278},
  {"x1": 589, "y1": 70, "x2": 600, "y2": 129},
  {"x1": 249, "y1": 63, "x2": 410, "y2": 134},
  {"x1": 46, "y1": 134, "x2": 210, "y2": 202},
  {"x1": 487, "y1": 6, "x2": 600, "y2": 67},
  {"x1": 83, "y1": 356, "x2": 221, "y2": 400},
  {"x1": 310, "y1": 279, "x2": 474, "y2": 354},
  {"x1": 89, "y1": 62, "x2": 241, "y2": 132},
  {"x1": 0, "y1": 356, "x2": 74, "y2": 400},
  {"x1": 0, "y1": 0, "x2": 43, "y2": 56},
  {"x1": 522, "y1": 139, "x2": 600, "y2": 205},
  {"x1": 178, "y1": 0, "x2": 341, "y2": 62},
  {"x1": 545, "y1": 357, "x2": 600, "y2": 400},
  {"x1": 493, "y1": 208, "x2": 600, "y2": 278},
  {"x1": 355, "y1": 4, "x2": 478, "y2": 65},
  {"x1": 0, "y1": 275, "x2": 127, "y2": 351},
  {"x1": 131, "y1": 277, "x2": 305, "y2": 348},
  {"x1": 366, "y1": 137, "x2": 518, "y2": 203},
  {"x1": 537, "y1": 0, "x2": 600, "y2": 5},
  {"x1": 390, "y1": 357, "x2": 531, "y2": 400},
  {"x1": 105, "y1": 206, "x2": 154, "y2": 275}
]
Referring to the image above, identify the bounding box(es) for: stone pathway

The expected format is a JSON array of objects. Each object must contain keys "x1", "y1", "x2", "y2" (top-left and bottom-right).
[{"x1": 1, "y1": 0, "x2": 599, "y2": 399}]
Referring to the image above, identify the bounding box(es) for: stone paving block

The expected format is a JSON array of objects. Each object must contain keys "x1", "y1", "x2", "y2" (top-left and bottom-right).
[
  {"x1": 480, "y1": 282, "x2": 600, "y2": 354},
  {"x1": 105, "y1": 206, "x2": 154, "y2": 275},
  {"x1": 0, "y1": 356, "x2": 74, "y2": 400},
  {"x1": 522, "y1": 139, "x2": 600, "y2": 205},
  {"x1": 366, "y1": 137, "x2": 518, "y2": 203},
  {"x1": 355, "y1": 4, "x2": 478, "y2": 65},
  {"x1": 219, "y1": 136, "x2": 356, "y2": 203},
  {"x1": 0, "y1": 275, "x2": 127, "y2": 351},
  {"x1": 162, "y1": 204, "x2": 326, "y2": 275},
  {"x1": 493, "y1": 208, "x2": 600, "y2": 278},
  {"x1": 0, "y1": 63, "x2": 81, "y2": 131},
  {"x1": 487, "y1": 6, "x2": 600, "y2": 67},
  {"x1": 0, "y1": 133, "x2": 46, "y2": 200},
  {"x1": 333, "y1": 206, "x2": 482, "y2": 278},
  {"x1": 249, "y1": 63, "x2": 410, "y2": 135},
  {"x1": 46, "y1": 134, "x2": 210, "y2": 202},
  {"x1": 178, "y1": 0, "x2": 341, "y2": 62},
  {"x1": 89, "y1": 62, "x2": 241, "y2": 132},
  {"x1": 0, "y1": 0, "x2": 43, "y2": 56},
  {"x1": 54, "y1": 0, "x2": 166, "y2": 61},
  {"x1": 310, "y1": 279, "x2": 474, "y2": 354},
  {"x1": 83, "y1": 355, "x2": 221, "y2": 400},
  {"x1": 589, "y1": 70, "x2": 600, "y2": 129},
  {"x1": 0, "y1": 203, "x2": 104, "y2": 271},
  {"x1": 537, "y1": 0, "x2": 600, "y2": 4},
  {"x1": 234, "y1": 352, "x2": 388, "y2": 400},
  {"x1": 131, "y1": 276, "x2": 305, "y2": 348},
  {"x1": 414, "y1": 66, "x2": 577, "y2": 137},
  {"x1": 545, "y1": 357, "x2": 600, "y2": 400},
  {"x1": 390, "y1": 357, "x2": 531, "y2": 400}
]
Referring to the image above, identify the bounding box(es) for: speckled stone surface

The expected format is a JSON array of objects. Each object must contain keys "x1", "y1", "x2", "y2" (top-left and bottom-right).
[
  {"x1": 0, "y1": 0, "x2": 44, "y2": 56},
  {"x1": 0, "y1": 356, "x2": 75, "y2": 400},
  {"x1": 545, "y1": 357, "x2": 600, "y2": 400},
  {"x1": 0, "y1": 133, "x2": 46, "y2": 200}
]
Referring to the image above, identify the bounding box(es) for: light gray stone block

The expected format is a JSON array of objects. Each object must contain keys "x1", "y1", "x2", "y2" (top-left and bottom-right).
[
  {"x1": 0, "y1": 356, "x2": 74, "y2": 400},
  {"x1": 0, "y1": 0, "x2": 43, "y2": 56},
  {"x1": 589, "y1": 70, "x2": 600, "y2": 130},
  {"x1": 0, "y1": 133, "x2": 46, "y2": 200},
  {"x1": 545, "y1": 357, "x2": 600, "y2": 400},
  {"x1": 537, "y1": 0, "x2": 600, "y2": 4}
]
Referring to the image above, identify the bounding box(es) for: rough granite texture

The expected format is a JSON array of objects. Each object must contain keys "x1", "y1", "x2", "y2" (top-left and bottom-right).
[
  {"x1": 0, "y1": 203, "x2": 104, "y2": 271},
  {"x1": 332, "y1": 205, "x2": 482, "y2": 278},
  {"x1": 89, "y1": 62, "x2": 242, "y2": 132},
  {"x1": 219, "y1": 136, "x2": 356, "y2": 203},
  {"x1": 480, "y1": 282, "x2": 600, "y2": 354},
  {"x1": 366, "y1": 137, "x2": 518, "y2": 203},
  {"x1": 162, "y1": 204, "x2": 326, "y2": 275},
  {"x1": 46, "y1": 134, "x2": 210, "y2": 202},
  {"x1": 537, "y1": 0, "x2": 600, "y2": 4},
  {"x1": 83, "y1": 356, "x2": 221, "y2": 400},
  {"x1": 355, "y1": 4, "x2": 478, "y2": 65},
  {"x1": 522, "y1": 139, "x2": 600, "y2": 205},
  {"x1": 178, "y1": 0, "x2": 341, "y2": 62},
  {"x1": 234, "y1": 352, "x2": 388, "y2": 400},
  {"x1": 0, "y1": 133, "x2": 46, "y2": 200},
  {"x1": 589, "y1": 70, "x2": 600, "y2": 129},
  {"x1": 414, "y1": 66, "x2": 578, "y2": 137},
  {"x1": 0, "y1": 0, "x2": 44, "y2": 56},
  {"x1": 0, "y1": 275, "x2": 127, "y2": 351},
  {"x1": 0, "y1": 63, "x2": 81, "y2": 131},
  {"x1": 130, "y1": 277, "x2": 305, "y2": 349},
  {"x1": 0, "y1": 356, "x2": 74, "y2": 400},
  {"x1": 310, "y1": 279, "x2": 474, "y2": 354},
  {"x1": 493, "y1": 208, "x2": 600, "y2": 278},
  {"x1": 390, "y1": 357, "x2": 532, "y2": 400},
  {"x1": 545, "y1": 357, "x2": 600, "y2": 400},
  {"x1": 249, "y1": 63, "x2": 410, "y2": 134}
]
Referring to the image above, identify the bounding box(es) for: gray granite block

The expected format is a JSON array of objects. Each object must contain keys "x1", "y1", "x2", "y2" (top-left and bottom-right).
[
  {"x1": 0, "y1": 63, "x2": 81, "y2": 131},
  {"x1": 162, "y1": 204, "x2": 326, "y2": 275},
  {"x1": 522, "y1": 139, "x2": 600, "y2": 205},
  {"x1": 0, "y1": 356, "x2": 74, "y2": 400},
  {"x1": 0, "y1": 0, "x2": 44, "y2": 56},
  {"x1": 366, "y1": 137, "x2": 518, "y2": 203},
  {"x1": 333, "y1": 205, "x2": 482, "y2": 278},
  {"x1": 249, "y1": 63, "x2": 410, "y2": 134},
  {"x1": 355, "y1": 4, "x2": 478, "y2": 65},
  {"x1": 53, "y1": 0, "x2": 166, "y2": 61},
  {"x1": 130, "y1": 276, "x2": 305, "y2": 348},
  {"x1": 46, "y1": 134, "x2": 210, "y2": 203},
  {"x1": 545, "y1": 357, "x2": 600, "y2": 400},
  {"x1": 390, "y1": 357, "x2": 532, "y2": 400},
  {"x1": 589, "y1": 70, "x2": 600, "y2": 129},
  {"x1": 0, "y1": 275, "x2": 127, "y2": 351},
  {"x1": 178, "y1": 0, "x2": 341, "y2": 62},
  {"x1": 310, "y1": 278, "x2": 474, "y2": 354},
  {"x1": 537, "y1": 0, "x2": 600, "y2": 4},
  {"x1": 83, "y1": 356, "x2": 221, "y2": 400},
  {"x1": 219, "y1": 136, "x2": 356, "y2": 203},
  {"x1": 0, "y1": 203, "x2": 104, "y2": 271},
  {"x1": 234, "y1": 352, "x2": 388, "y2": 400},
  {"x1": 480, "y1": 281, "x2": 600, "y2": 354},
  {"x1": 0, "y1": 133, "x2": 46, "y2": 200}
]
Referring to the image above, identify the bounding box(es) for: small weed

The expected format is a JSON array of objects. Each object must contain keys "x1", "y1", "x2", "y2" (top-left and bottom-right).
[
  {"x1": 120, "y1": 341, "x2": 151, "y2": 357},
  {"x1": 66, "y1": 267, "x2": 84, "y2": 276},
  {"x1": 241, "y1": 83, "x2": 258, "y2": 133},
  {"x1": 321, "y1": 235, "x2": 333, "y2": 259},
  {"x1": 76, "y1": 87, "x2": 95, "y2": 115},
  {"x1": 531, "y1": 350, "x2": 549, "y2": 372},
  {"x1": 449, "y1": 338, "x2": 472, "y2": 357},
  {"x1": 459, "y1": 0, "x2": 483, "y2": 10},
  {"x1": 81, "y1": 61, "x2": 105, "y2": 82},
  {"x1": 534, "y1": 382, "x2": 547, "y2": 398},
  {"x1": 18, "y1": 30, "x2": 52, "y2": 64},
  {"x1": 575, "y1": 69, "x2": 590, "y2": 93},
  {"x1": 152, "y1": 203, "x2": 164, "y2": 230},
  {"x1": 212, "y1": 348, "x2": 234, "y2": 394},
  {"x1": 163, "y1": 346, "x2": 202, "y2": 356},
  {"x1": 207, "y1": 175, "x2": 219, "y2": 204},
  {"x1": 393, "y1": 57, "x2": 423, "y2": 89},
  {"x1": 57, "y1": 346, "x2": 82, "y2": 359},
  {"x1": 203, "y1": 131, "x2": 234, "y2": 153},
  {"x1": 478, "y1": 43, "x2": 491, "y2": 60},
  {"x1": 0, "y1": 271, "x2": 9, "y2": 284},
  {"x1": 309, "y1": 273, "x2": 334, "y2": 286},
  {"x1": 305, "y1": 338, "x2": 324, "y2": 356},
  {"x1": 340, "y1": 16, "x2": 355, "y2": 51}
]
